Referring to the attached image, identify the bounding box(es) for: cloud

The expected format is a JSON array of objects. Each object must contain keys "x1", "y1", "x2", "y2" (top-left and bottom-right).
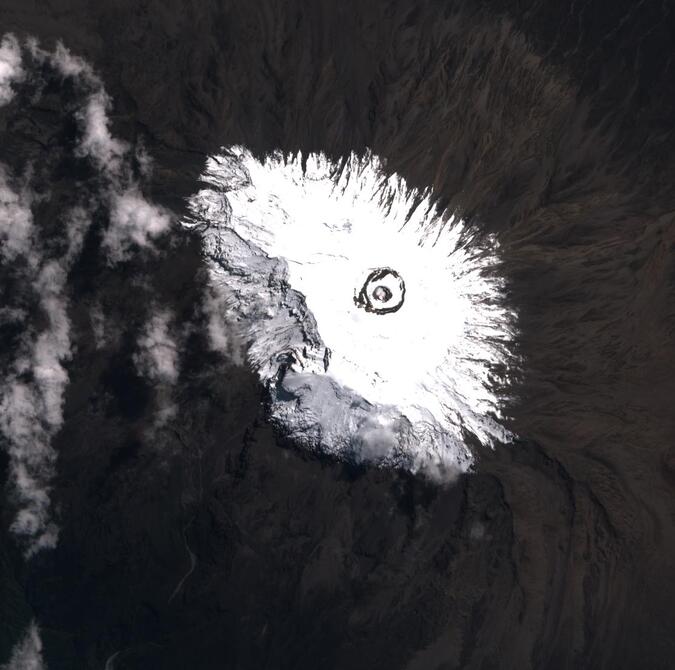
[
  {"x1": 31, "y1": 262, "x2": 74, "y2": 426},
  {"x1": 0, "y1": 33, "x2": 23, "y2": 106},
  {"x1": 0, "y1": 306, "x2": 27, "y2": 323},
  {"x1": 135, "y1": 141, "x2": 154, "y2": 178},
  {"x1": 354, "y1": 415, "x2": 400, "y2": 462},
  {"x1": 0, "y1": 378, "x2": 59, "y2": 552},
  {"x1": 134, "y1": 308, "x2": 181, "y2": 429},
  {"x1": 0, "y1": 164, "x2": 58, "y2": 554},
  {"x1": 54, "y1": 49, "x2": 172, "y2": 262},
  {"x1": 75, "y1": 90, "x2": 128, "y2": 177},
  {"x1": 89, "y1": 302, "x2": 107, "y2": 349},
  {"x1": 0, "y1": 33, "x2": 177, "y2": 550},
  {"x1": 205, "y1": 294, "x2": 229, "y2": 351},
  {"x1": 0, "y1": 257, "x2": 75, "y2": 555},
  {"x1": 0, "y1": 171, "x2": 92, "y2": 555},
  {"x1": 69, "y1": 77, "x2": 172, "y2": 262},
  {"x1": 104, "y1": 188, "x2": 171, "y2": 262},
  {"x1": 1, "y1": 621, "x2": 45, "y2": 670},
  {"x1": 27, "y1": 37, "x2": 126, "y2": 180},
  {"x1": 134, "y1": 309, "x2": 180, "y2": 386},
  {"x1": 0, "y1": 164, "x2": 36, "y2": 264},
  {"x1": 48, "y1": 40, "x2": 95, "y2": 81},
  {"x1": 63, "y1": 205, "x2": 91, "y2": 263},
  {"x1": 201, "y1": 284, "x2": 245, "y2": 365},
  {"x1": 0, "y1": 32, "x2": 180, "y2": 552},
  {"x1": 46, "y1": 41, "x2": 172, "y2": 261},
  {"x1": 21, "y1": 35, "x2": 173, "y2": 263}
]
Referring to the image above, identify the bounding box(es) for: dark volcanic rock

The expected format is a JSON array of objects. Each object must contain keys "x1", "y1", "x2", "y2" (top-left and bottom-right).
[{"x1": 1, "y1": 1, "x2": 675, "y2": 669}]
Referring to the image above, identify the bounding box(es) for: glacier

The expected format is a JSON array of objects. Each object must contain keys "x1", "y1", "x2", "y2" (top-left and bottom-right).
[{"x1": 184, "y1": 147, "x2": 517, "y2": 480}]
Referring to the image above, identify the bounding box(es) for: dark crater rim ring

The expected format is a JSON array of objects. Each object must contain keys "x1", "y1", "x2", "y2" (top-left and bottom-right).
[{"x1": 355, "y1": 267, "x2": 406, "y2": 315}]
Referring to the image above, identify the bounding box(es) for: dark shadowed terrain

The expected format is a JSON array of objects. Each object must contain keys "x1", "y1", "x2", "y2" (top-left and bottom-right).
[{"x1": 1, "y1": 1, "x2": 675, "y2": 668}]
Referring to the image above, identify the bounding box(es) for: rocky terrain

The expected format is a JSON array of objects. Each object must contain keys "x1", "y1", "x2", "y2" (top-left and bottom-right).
[{"x1": 1, "y1": 1, "x2": 675, "y2": 668}]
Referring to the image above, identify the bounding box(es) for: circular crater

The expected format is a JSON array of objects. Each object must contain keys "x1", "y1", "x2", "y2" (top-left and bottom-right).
[{"x1": 355, "y1": 267, "x2": 406, "y2": 315}]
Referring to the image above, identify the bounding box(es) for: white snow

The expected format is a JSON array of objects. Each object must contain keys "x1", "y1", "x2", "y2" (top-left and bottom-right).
[{"x1": 186, "y1": 147, "x2": 517, "y2": 479}]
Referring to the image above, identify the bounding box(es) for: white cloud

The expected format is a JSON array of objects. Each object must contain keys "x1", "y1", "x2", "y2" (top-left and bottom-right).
[
  {"x1": 0, "y1": 33, "x2": 23, "y2": 107},
  {"x1": 104, "y1": 188, "x2": 171, "y2": 262},
  {"x1": 0, "y1": 378, "x2": 59, "y2": 552},
  {"x1": 49, "y1": 41, "x2": 95, "y2": 81},
  {"x1": 73, "y1": 92, "x2": 173, "y2": 262},
  {"x1": 63, "y1": 206, "x2": 90, "y2": 262},
  {"x1": 201, "y1": 284, "x2": 245, "y2": 365},
  {"x1": 205, "y1": 294, "x2": 229, "y2": 351},
  {"x1": 134, "y1": 308, "x2": 181, "y2": 429},
  {"x1": 0, "y1": 175, "x2": 90, "y2": 555},
  {"x1": 52, "y1": 51, "x2": 172, "y2": 262},
  {"x1": 89, "y1": 302, "x2": 106, "y2": 349},
  {"x1": 75, "y1": 90, "x2": 128, "y2": 177},
  {"x1": 0, "y1": 34, "x2": 174, "y2": 551},
  {"x1": 73, "y1": 84, "x2": 173, "y2": 262},
  {"x1": 24, "y1": 34, "x2": 173, "y2": 263},
  {"x1": 26, "y1": 37, "x2": 94, "y2": 85},
  {"x1": 27, "y1": 35, "x2": 122, "y2": 191},
  {"x1": 134, "y1": 309, "x2": 180, "y2": 385},
  {"x1": 1, "y1": 621, "x2": 45, "y2": 670},
  {"x1": 354, "y1": 415, "x2": 400, "y2": 461},
  {"x1": 32, "y1": 262, "x2": 73, "y2": 427},
  {"x1": 0, "y1": 165, "x2": 36, "y2": 265},
  {"x1": 0, "y1": 306, "x2": 27, "y2": 323},
  {"x1": 135, "y1": 141, "x2": 154, "y2": 178},
  {"x1": 0, "y1": 256, "x2": 75, "y2": 555},
  {"x1": 0, "y1": 165, "x2": 57, "y2": 554}
]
